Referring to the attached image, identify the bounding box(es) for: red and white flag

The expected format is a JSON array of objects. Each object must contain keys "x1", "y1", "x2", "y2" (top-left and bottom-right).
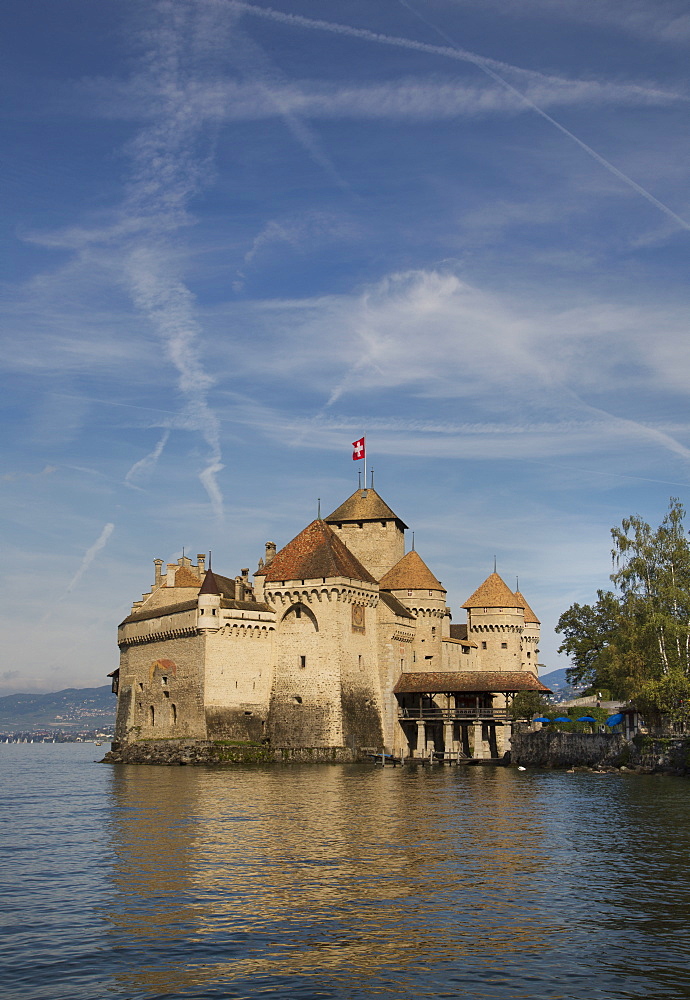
[{"x1": 352, "y1": 437, "x2": 365, "y2": 461}]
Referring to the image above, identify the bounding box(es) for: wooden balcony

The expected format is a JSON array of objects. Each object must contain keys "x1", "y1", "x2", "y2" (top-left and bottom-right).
[{"x1": 398, "y1": 706, "x2": 509, "y2": 722}]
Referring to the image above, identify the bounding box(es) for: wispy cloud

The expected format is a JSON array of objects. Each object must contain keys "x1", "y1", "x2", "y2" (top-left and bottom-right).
[
  {"x1": 232, "y1": 2, "x2": 689, "y2": 231},
  {"x1": 64, "y1": 73, "x2": 686, "y2": 123},
  {"x1": 66, "y1": 522, "x2": 115, "y2": 593},
  {"x1": 1, "y1": 465, "x2": 56, "y2": 483}
]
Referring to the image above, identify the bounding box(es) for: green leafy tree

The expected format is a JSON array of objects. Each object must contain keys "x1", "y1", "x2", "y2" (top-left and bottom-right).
[
  {"x1": 556, "y1": 499, "x2": 690, "y2": 721},
  {"x1": 509, "y1": 691, "x2": 549, "y2": 722}
]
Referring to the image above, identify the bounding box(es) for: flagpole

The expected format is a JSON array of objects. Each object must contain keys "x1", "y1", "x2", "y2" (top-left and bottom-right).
[{"x1": 363, "y1": 434, "x2": 366, "y2": 492}]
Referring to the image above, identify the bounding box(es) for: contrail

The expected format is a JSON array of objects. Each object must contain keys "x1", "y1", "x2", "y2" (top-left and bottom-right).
[
  {"x1": 230, "y1": 1, "x2": 690, "y2": 231},
  {"x1": 67, "y1": 523, "x2": 115, "y2": 593},
  {"x1": 125, "y1": 429, "x2": 170, "y2": 487},
  {"x1": 117, "y1": 1, "x2": 227, "y2": 519}
]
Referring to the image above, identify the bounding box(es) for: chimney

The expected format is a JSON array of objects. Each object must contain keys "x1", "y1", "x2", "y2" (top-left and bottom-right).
[
  {"x1": 265, "y1": 541, "x2": 276, "y2": 566},
  {"x1": 153, "y1": 558, "x2": 163, "y2": 588}
]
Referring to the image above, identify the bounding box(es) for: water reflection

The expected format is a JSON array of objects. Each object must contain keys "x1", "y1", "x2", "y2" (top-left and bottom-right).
[{"x1": 106, "y1": 765, "x2": 564, "y2": 997}]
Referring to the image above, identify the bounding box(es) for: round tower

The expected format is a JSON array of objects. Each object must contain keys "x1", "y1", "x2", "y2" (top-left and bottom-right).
[
  {"x1": 461, "y1": 572, "x2": 524, "y2": 672},
  {"x1": 197, "y1": 568, "x2": 222, "y2": 631}
]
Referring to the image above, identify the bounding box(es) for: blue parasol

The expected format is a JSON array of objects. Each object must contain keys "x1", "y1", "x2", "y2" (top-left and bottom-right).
[
  {"x1": 576, "y1": 715, "x2": 597, "y2": 722},
  {"x1": 534, "y1": 716, "x2": 551, "y2": 723},
  {"x1": 606, "y1": 713, "x2": 624, "y2": 726},
  {"x1": 554, "y1": 716, "x2": 571, "y2": 722}
]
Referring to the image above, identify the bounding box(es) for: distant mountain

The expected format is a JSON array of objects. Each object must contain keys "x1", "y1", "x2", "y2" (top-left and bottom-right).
[
  {"x1": 539, "y1": 667, "x2": 582, "y2": 702},
  {"x1": 0, "y1": 685, "x2": 116, "y2": 733}
]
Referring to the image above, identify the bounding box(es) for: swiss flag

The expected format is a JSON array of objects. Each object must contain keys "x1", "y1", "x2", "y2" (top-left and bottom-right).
[{"x1": 352, "y1": 437, "x2": 365, "y2": 461}]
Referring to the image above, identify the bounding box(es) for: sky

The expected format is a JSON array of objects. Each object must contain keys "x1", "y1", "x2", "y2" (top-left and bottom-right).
[{"x1": 1, "y1": 0, "x2": 689, "y2": 695}]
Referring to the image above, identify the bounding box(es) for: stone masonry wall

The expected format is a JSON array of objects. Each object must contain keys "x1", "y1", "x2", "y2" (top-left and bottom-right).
[
  {"x1": 116, "y1": 633, "x2": 207, "y2": 742},
  {"x1": 102, "y1": 739, "x2": 358, "y2": 766},
  {"x1": 512, "y1": 729, "x2": 628, "y2": 768}
]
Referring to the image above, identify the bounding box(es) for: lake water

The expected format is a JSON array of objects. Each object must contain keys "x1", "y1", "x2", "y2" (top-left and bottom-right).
[{"x1": 2, "y1": 744, "x2": 690, "y2": 1000}]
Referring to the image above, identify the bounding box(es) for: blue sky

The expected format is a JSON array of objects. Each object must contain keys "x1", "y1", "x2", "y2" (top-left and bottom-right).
[{"x1": 2, "y1": 0, "x2": 689, "y2": 695}]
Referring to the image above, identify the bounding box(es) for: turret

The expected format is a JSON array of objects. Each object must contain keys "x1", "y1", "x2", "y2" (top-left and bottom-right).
[{"x1": 197, "y1": 568, "x2": 222, "y2": 631}]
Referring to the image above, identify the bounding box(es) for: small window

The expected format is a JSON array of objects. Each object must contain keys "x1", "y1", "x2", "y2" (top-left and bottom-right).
[
  {"x1": 293, "y1": 696, "x2": 302, "y2": 705},
  {"x1": 161, "y1": 676, "x2": 168, "y2": 686},
  {"x1": 462, "y1": 646, "x2": 470, "y2": 655},
  {"x1": 431, "y1": 627, "x2": 436, "y2": 637},
  {"x1": 299, "y1": 655, "x2": 306, "y2": 669},
  {"x1": 164, "y1": 691, "x2": 170, "y2": 699},
  {"x1": 149, "y1": 706, "x2": 155, "y2": 726},
  {"x1": 407, "y1": 590, "x2": 412, "y2": 597},
  {"x1": 138, "y1": 682, "x2": 144, "y2": 691},
  {"x1": 527, "y1": 652, "x2": 531, "y2": 658},
  {"x1": 295, "y1": 606, "x2": 301, "y2": 619},
  {"x1": 501, "y1": 642, "x2": 508, "y2": 649},
  {"x1": 171, "y1": 704, "x2": 177, "y2": 724},
  {"x1": 358, "y1": 655, "x2": 362, "y2": 670},
  {"x1": 429, "y1": 591, "x2": 433, "y2": 597},
  {"x1": 481, "y1": 641, "x2": 487, "y2": 650}
]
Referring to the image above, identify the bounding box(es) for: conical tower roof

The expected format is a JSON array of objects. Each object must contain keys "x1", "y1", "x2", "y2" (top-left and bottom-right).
[
  {"x1": 198, "y1": 568, "x2": 221, "y2": 595},
  {"x1": 379, "y1": 550, "x2": 446, "y2": 593},
  {"x1": 263, "y1": 520, "x2": 377, "y2": 584},
  {"x1": 515, "y1": 590, "x2": 540, "y2": 625},
  {"x1": 325, "y1": 488, "x2": 408, "y2": 529},
  {"x1": 462, "y1": 572, "x2": 520, "y2": 609}
]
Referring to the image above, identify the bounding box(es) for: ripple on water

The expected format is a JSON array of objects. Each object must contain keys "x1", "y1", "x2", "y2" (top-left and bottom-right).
[{"x1": 3, "y1": 746, "x2": 690, "y2": 999}]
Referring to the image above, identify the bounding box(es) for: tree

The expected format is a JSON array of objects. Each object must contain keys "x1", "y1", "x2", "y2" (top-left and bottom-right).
[
  {"x1": 556, "y1": 499, "x2": 690, "y2": 722},
  {"x1": 509, "y1": 691, "x2": 549, "y2": 722}
]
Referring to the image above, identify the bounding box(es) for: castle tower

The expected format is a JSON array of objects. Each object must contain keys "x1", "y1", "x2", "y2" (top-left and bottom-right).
[
  {"x1": 514, "y1": 590, "x2": 540, "y2": 673},
  {"x1": 379, "y1": 550, "x2": 448, "y2": 671},
  {"x1": 462, "y1": 572, "x2": 524, "y2": 672},
  {"x1": 324, "y1": 487, "x2": 407, "y2": 580},
  {"x1": 262, "y1": 519, "x2": 383, "y2": 750}
]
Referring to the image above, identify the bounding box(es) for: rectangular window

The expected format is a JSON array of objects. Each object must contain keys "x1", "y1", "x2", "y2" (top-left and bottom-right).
[
  {"x1": 481, "y1": 641, "x2": 487, "y2": 650},
  {"x1": 501, "y1": 642, "x2": 508, "y2": 649},
  {"x1": 299, "y1": 655, "x2": 306, "y2": 669}
]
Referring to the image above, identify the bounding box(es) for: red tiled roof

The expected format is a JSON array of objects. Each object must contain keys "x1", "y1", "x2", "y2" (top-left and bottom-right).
[
  {"x1": 379, "y1": 550, "x2": 445, "y2": 592},
  {"x1": 393, "y1": 671, "x2": 551, "y2": 694},
  {"x1": 462, "y1": 572, "x2": 521, "y2": 610},
  {"x1": 325, "y1": 488, "x2": 408, "y2": 529},
  {"x1": 173, "y1": 565, "x2": 202, "y2": 588},
  {"x1": 514, "y1": 591, "x2": 540, "y2": 625},
  {"x1": 263, "y1": 519, "x2": 377, "y2": 584}
]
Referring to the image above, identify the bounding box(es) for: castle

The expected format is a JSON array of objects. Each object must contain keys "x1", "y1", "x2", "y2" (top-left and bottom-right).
[{"x1": 112, "y1": 485, "x2": 549, "y2": 758}]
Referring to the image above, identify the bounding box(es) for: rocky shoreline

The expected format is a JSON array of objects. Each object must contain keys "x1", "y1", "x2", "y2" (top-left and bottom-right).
[
  {"x1": 511, "y1": 730, "x2": 690, "y2": 776},
  {"x1": 100, "y1": 733, "x2": 690, "y2": 775},
  {"x1": 101, "y1": 739, "x2": 358, "y2": 765}
]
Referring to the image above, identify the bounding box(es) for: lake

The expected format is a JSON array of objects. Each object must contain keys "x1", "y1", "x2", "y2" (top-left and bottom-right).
[{"x1": 2, "y1": 743, "x2": 690, "y2": 999}]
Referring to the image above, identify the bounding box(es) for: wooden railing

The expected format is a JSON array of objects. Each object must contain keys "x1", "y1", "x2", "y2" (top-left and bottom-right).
[{"x1": 398, "y1": 707, "x2": 508, "y2": 721}]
